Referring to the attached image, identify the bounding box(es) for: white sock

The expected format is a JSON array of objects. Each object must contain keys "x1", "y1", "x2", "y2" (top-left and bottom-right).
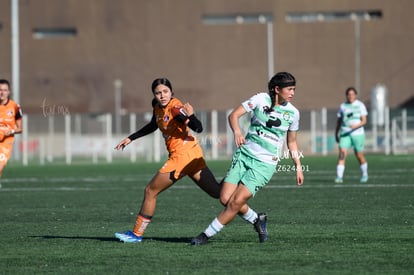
[
  {"x1": 239, "y1": 207, "x2": 258, "y2": 224},
  {"x1": 360, "y1": 162, "x2": 368, "y2": 177},
  {"x1": 337, "y1": 164, "x2": 345, "y2": 178},
  {"x1": 204, "y1": 218, "x2": 224, "y2": 238}
]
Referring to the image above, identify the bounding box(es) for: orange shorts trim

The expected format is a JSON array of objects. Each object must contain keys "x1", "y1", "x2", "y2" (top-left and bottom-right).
[{"x1": 159, "y1": 144, "x2": 207, "y2": 180}]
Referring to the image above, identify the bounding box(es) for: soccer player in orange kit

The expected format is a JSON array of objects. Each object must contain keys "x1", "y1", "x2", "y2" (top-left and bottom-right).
[
  {"x1": 113, "y1": 77, "x2": 222, "y2": 243},
  {"x1": 0, "y1": 79, "x2": 23, "y2": 188}
]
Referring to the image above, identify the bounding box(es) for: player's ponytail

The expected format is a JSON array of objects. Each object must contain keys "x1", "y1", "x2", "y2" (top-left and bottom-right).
[
  {"x1": 264, "y1": 90, "x2": 276, "y2": 114},
  {"x1": 151, "y1": 98, "x2": 158, "y2": 107}
]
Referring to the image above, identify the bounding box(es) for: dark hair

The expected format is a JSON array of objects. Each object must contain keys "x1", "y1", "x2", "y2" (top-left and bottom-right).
[
  {"x1": 151, "y1": 78, "x2": 173, "y2": 94},
  {"x1": 0, "y1": 79, "x2": 11, "y2": 88},
  {"x1": 266, "y1": 72, "x2": 296, "y2": 112},
  {"x1": 345, "y1": 87, "x2": 357, "y2": 95}
]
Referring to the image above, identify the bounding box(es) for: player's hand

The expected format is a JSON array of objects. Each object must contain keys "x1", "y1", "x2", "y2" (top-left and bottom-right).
[
  {"x1": 4, "y1": 129, "x2": 14, "y2": 136},
  {"x1": 0, "y1": 126, "x2": 11, "y2": 136},
  {"x1": 350, "y1": 123, "x2": 361, "y2": 129},
  {"x1": 182, "y1": 103, "x2": 194, "y2": 116},
  {"x1": 296, "y1": 169, "x2": 304, "y2": 186},
  {"x1": 115, "y1": 138, "x2": 132, "y2": 150},
  {"x1": 234, "y1": 132, "x2": 245, "y2": 147}
]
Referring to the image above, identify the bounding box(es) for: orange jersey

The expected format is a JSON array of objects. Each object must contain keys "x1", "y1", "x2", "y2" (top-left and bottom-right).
[
  {"x1": 154, "y1": 98, "x2": 198, "y2": 153},
  {"x1": 0, "y1": 99, "x2": 22, "y2": 141},
  {"x1": 0, "y1": 99, "x2": 22, "y2": 163}
]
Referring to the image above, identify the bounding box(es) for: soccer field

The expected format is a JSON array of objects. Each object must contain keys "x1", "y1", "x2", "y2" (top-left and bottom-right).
[{"x1": 1, "y1": 154, "x2": 413, "y2": 274}]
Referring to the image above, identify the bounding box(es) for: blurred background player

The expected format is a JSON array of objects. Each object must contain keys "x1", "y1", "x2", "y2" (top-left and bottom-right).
[
  {"x1": 113, "y1": 77, "x2": 221, "y2": 243},
  {"x1": 191, "y1": 72, "x2": 304, "y2": 245},
  {"x1": 0, "y1": 79, "x2": 23, "y2": 188},
  {"x1": 335, "y1": 87, "x2": 368, "y2": 183}
]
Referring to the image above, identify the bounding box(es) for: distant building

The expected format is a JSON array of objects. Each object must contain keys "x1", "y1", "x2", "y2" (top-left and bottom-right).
[{"x1": 0, "y1": 0, "x2": 412, "y2": 114}]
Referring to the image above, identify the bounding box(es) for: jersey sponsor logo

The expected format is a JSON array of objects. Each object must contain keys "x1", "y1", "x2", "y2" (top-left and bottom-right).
[
  {"x1": 265, "y1": 117, "x2": 281, "y2": 128},
  {"x1": 254, "y1": 129, "x2": 279, "y2": 142}
]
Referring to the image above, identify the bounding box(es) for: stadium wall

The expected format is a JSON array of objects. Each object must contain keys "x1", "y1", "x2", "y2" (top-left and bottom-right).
[{"x1": 0, "y1": 0, "x2": 413, "y2": 116}]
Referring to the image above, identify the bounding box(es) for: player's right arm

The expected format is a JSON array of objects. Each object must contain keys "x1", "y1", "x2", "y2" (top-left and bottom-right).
[
  {"x1": 335, "y1": 107, "x2": 343, "y2": 143},
  {"x1": 228, "y1": 105, "x2": 247, "y2": 147},
  {"x1": 114, "y1": 115, "x2": 158, "y2": 150},
  {"x1": 335, "y1": 117, "x2": 342, "y2": 143}
]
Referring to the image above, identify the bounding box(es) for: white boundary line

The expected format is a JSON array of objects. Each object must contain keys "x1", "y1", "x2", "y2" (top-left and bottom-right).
[
  {"x1": 1, "y1": 183, "x2": 413, "y2": 192},
  {"x1": 2, "y1": 168, "x2": 413, "y2": 184}
]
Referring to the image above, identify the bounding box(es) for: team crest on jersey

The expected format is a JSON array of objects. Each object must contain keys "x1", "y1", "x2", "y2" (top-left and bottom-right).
[
  {"x1": 283, "y1": 111, "x2": 290, "y2": 121},
  {"x1": 7, "y1": 110, "x2": 14, "y2": 117},
  {"x1": 164, "y1": 115, "x2": 170, "y2": 122}
]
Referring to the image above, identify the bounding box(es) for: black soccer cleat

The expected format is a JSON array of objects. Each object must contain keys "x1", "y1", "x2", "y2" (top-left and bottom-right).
[
  {"x1": 254, "y1": 213, "x2": 268, "y2": 243},
  {"x1": 191, "y1": 232, "x2": 209, "y2": 245}
]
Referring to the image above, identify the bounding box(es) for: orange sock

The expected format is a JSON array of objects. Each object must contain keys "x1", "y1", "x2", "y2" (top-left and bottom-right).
[{"x1": 132, "y1": 214, "x2": 152, "y2": 237}]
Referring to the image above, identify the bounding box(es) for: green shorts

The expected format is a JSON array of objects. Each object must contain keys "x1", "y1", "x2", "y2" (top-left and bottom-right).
[
  {"x1": 339, "y1": 133, "x2": 365, "y2": 152},
  {"x1": 224, "y1": 149, "x2": 275, "y2": 196}
]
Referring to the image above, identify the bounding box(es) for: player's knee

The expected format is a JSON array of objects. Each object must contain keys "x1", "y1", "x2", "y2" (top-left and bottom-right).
[
  {"x1": 219, "y1": 193, "x2": 230, "y2": 206},
  {"x1": 227, "y1": 199, "x2": 244, "y2": 213},
  {"x1": 143, "y1": 185, "x2": 159, "y2": 199},
  {"x1": 219, "y1": 199, "x2": 228, "y2": 206}
]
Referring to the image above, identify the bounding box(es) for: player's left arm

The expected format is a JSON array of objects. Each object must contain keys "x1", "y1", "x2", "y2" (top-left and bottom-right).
[
  {"x1": 351, "y1": 103, "x2": 368, "y2": 129},
  {"x1": 13, "y1": 118, "x2": 22, "y2": 134},
  {"x1": 174, "y1": 103, "x2": 203, "y2": 133},
  {"x1": 286, "y1": 130, "x2": 304, "y2": 186},
  {"x1": 350, "y1": 115, "x2": 367, "y2": 130},
  {"x1": 5, "y1": 105, "x2": 23, "y2": 136}
]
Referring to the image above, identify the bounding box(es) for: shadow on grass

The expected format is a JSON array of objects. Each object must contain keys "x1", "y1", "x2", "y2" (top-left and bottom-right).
[
  {"x1": 29, "y1": 235, "x2": 191, "y2": 243},
  {"x1": 147, "y1": 237, "x2": 191, "y2": 243}
]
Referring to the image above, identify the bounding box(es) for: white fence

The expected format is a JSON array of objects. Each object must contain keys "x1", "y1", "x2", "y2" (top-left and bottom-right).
[{"x1": 15, "y1": 108, "x2": 414, "y2": 165}]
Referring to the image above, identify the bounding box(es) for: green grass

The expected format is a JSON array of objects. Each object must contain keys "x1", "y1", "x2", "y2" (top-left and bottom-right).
[{"x1": 1, "y1": 155, "x2": 413, "y2": 274}]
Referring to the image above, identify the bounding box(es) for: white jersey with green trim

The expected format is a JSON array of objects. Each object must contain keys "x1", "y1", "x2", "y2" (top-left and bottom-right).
[
  {"x1": 337, "y1": 99, "x2": 368, "y2": 136},
  {"x1": 240, "y1": 92, "x2": 300, "y2": 165}
]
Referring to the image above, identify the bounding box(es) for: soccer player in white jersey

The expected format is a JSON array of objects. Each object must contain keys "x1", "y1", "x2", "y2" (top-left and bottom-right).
[
  {"x1": 335, "y1": 87, "x2": 368, "y2": 183},
  {"x1": 191, "y1": 72, "x2": 304, "y2": 245}
]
